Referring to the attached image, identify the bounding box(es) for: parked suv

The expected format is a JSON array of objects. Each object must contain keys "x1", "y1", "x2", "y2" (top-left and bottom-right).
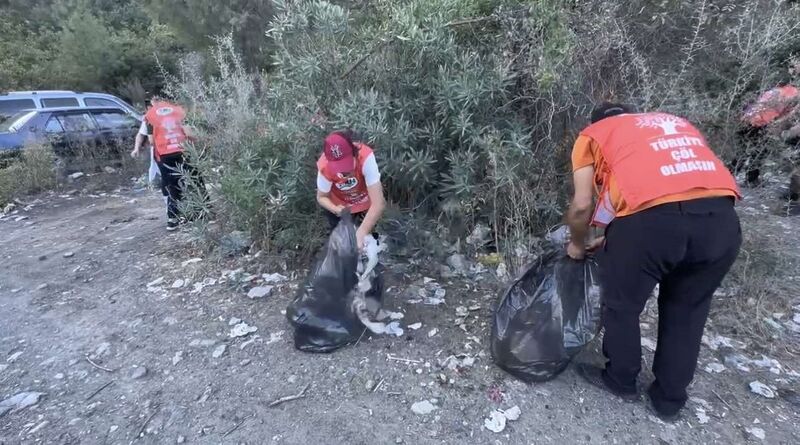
[
  {"x1": 0, "y1": 90, "x2": 141, "y2": 123},
  {"x1": 0, "y1": 106, "x2": 141, "y2": 165}
]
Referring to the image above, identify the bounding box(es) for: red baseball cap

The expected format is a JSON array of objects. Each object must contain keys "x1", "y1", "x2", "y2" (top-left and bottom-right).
[{"x1": 323, "y1": 132, "x2": 355, "y2": 174}]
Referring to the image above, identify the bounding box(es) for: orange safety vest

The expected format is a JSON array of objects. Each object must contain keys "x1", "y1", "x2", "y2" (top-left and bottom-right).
[
  {"x1": 317, "y1": 143, "x2": 374, "y2": 214},
  {"x1": 581, "y1": 112, "x2": 740, "y2": 227},
  {"x1": 742, "y1": 85, "x2": 799, "y2": 128},
  {"x1": 145, "y1": 101, "x2": 188, "y2": 160}
]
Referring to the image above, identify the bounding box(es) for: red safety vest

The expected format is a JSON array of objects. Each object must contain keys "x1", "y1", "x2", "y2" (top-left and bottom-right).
[
  {"x1": 742, "y1": 85, "x2": 799, "y2": 128},
  {"x1": 145, "y1": 101, "x2": 188, "y2": 160},
  {"x1": 317, "y1": 143, "x2": 374, "y2": 214},
  {"x1": 581, "y1": 112, "x2": 740, "y2": 227}
]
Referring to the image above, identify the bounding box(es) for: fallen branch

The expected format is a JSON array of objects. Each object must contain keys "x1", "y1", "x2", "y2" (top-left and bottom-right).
[
  {"x1": 371, "y1": 377, "x2": 385, "y2": 393},
  {"x1": 712, "y1": 389, "x2": 734, "y2": 410},
  {"x1": 354, "y1": 328, "x2": 368, "y2": 346},
  {"x1": 223, "y1": 415, "x2": 252, "y2": 437},
  {"x1": 86, "y1": 381, "x2": 114, "y2": 401},
  {"x1": 84, "y1": 355, "x2": 114, "y2": 373},
  {"x1": 136, "y1": 407, "x2": 160, "y2": 439},
  {"x1": 386, "y1": 354, "x2": 422, "y2": 365},
  {"x1": 268, "y1": 383, "x2": 311, "y2": 408}
]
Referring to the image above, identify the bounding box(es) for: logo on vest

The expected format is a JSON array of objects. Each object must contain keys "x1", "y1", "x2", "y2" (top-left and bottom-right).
[
  {"x1": 636, "y1": 114, "x2": 688, "y2": 136},
  {"x1": 156, "y1": 107, "x2": 174, "y2": 116},
  {"x1": 335, "y1": 176, "x2": 358, "y2": 191}
]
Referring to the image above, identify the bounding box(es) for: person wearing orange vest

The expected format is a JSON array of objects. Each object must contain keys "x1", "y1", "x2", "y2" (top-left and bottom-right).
[
  {"x1": 566, "y1": 103, "x2": 742, "y2": 421},
  {"x1": 131, "y1": 96, "x2": 200, "y2": 231},
  {"x1": 736, "y1": 62, "x2": 800, "y2": 187},
  {"x1": 316, "y1": 131, "x2": 386, "y2": 250}
]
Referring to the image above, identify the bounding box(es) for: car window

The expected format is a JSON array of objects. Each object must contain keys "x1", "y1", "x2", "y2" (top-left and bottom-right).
[
  {"x1": 92, "y1": 110, "x2": 138, "y2": 130},
  {"x1": 84, "y1": 98, "x2": 120, "y2": 107},
  {"x1": 0, "y1": 111, "x2": 37, "y2": 133},
  {"x1": 44, "y1": 117, "x2": 64, "y2": 134},
  {"x1": 0, "y1": 99, "x2": 36, "y2": 121},
  {"x1": 57, "y1": 113, "x2": 97, "y2": 132},
  {"x1": 41, "y1": 98, "x2": 80, "y2": 108}
]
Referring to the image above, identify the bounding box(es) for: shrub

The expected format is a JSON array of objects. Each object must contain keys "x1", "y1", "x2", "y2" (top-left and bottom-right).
[
  {"x1": 0, "y1": 145, "x2": 58, "y2": 205},
  {"x1": 167, "y1": 0, "x2": 800, "y2": 267}
]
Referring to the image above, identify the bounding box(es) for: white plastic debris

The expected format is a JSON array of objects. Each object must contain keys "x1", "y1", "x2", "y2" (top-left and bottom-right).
[
  {"x1": 484, "y1": 406, "x2": 521, "y2": 433},
  {"x1": 411, "y1": 400, "x2": 437, "y2": 415},
  {"x1": 455, "y1": 306, "x2": 469, "y2": 317},
  {"x1": 266, "y1": 331, "x2": 285, "y2": 345},
  {"x1": 68, "y1": 172, "x2": 85, "y2": 180},
  {"x1": 695, "y1": 408, "x2": 710, "y2": 424},
  {"x1": 504, "y1": 405, "x2": 521, "y2": 421},
  {"x1": 247, "y1": 286, "x2": 273, "y2": 299},
  {"x1": 745, "y1": 427, "x2": 766, "y2": 441},
  {"x1": 229, "y1": 317, "x2": 242, "y2": 326},
  {"x1": 229, "y1": 322, "x2": 258, "y2": 338},
  {"x1": 749, "y1": 381, "x2": 776, "y2": 399},
  {"x1": 408, "y1": 323, "x2": 422, "y2": 330},
  {"x1": 146, "y1": 277, "x2": 164, "y2": 288},
  {"x1": 702, "y1": 334, "x2": 744, "y2": 351},
  {"x1": 262, "y1": 273, "x2": 288, "y2": 284},
  {"x1": 484, "y1": 410, "x2": 507, "y2": 433},
  {"x1": 704, "y1": 363, "x2": 726, "y2": 374},
  {"x1": 386, "y1": 311, "x2": 405, "y2": 320},
  {"x1": 428, "y1": 328, "x2": 438, "y2": 338},
  {"x1": 171, "y1": 279, "x2": 185, "y2": 289}
]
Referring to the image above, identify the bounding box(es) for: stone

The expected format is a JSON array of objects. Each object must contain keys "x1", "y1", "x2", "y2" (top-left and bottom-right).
[
  {"x1": 247, "y1": 286, "x2": 273, "y2": 299},
  {"x1": 745, "y1": 427, "x2": 765, "y2": 441},
  {"x1": 172, "y1": 351, "x2": 184, "y2": 366},
  {"x1": 749, "y1": 381, "x2": 776, "y2": 398},
  {"x1": 427, "y1": 328, "x2": 438, "y2": 338},
  {"x1": 63, "y1": 252, "x2": 75, "y2": 258},
  {"x1": 177, "y1": 435, "x2": 186, "y2": 444},
  {"x1": 229, "y1": 322, "x2": 258, "y2": 338},
  {"x1": 0, "y1": 392, "x2": 45, "y2": 417},
  {"x1": 171, "y1": 279, "x2": 185, "y2": 289},
  {"x1": 104, "y1": 166, "x2": 117, "y2": 174},
  {"x1": 411, "y1": 400, "x2": 437, "y2": 415},
  {"x1": 212, "y1": 345, "x2": 227, "y2": 359},
  {"x1": 130, "y1": 366, "x2": 148, "y2": 380},
  {"x1": 446, "y1": 254, "x2": 469, "y2": 275},
  {"x1": 408, "y1": 323, "x2": 422, "y2": 330},
  {"x1": 36, "y1": 283, "x2": 48, "y2": 290}
]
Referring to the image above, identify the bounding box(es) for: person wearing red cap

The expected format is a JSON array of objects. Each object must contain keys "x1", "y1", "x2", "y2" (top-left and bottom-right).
[{"x1": 316, "y1": 130, "x2": 386, "y2": 250}]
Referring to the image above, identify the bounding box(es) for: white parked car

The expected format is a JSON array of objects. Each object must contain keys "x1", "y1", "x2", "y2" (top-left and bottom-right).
[{"x1": 0, "y1": 90, "x2": 141, "y2": 122}]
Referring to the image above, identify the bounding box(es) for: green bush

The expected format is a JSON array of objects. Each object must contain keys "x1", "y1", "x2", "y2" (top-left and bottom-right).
[
  {"x1": 168, "y1": 0, "x2": 800, "y2": 262},
  {"x1": 0, "y1": 146, "x2": 58, "y2": 206}
]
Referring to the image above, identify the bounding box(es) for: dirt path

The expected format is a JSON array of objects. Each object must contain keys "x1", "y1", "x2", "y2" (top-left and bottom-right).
[{"x1": 1, "y1": 183, "x2": 799, "y2": 445}]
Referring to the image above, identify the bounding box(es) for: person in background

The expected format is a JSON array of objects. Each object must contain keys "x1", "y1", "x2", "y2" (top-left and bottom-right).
[
  {"x1": 566, "y1": 103, "x2": 741, "y2": 421},
  {"x1": 736, "y1": 62, "x2": 800, "y2": 186},
  {"x1": 316, "y1": 130, "x2": 386, "y2": 250},
  {"x1": 131, "y1": 96, "x2": 201, "y2": 231}
]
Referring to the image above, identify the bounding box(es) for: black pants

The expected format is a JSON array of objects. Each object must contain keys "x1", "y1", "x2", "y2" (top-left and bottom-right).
[
  {"x1": 157, "y1": 153, "x2": 206, "y2": 220},
  {"x1": 324, "y1": 210, "x2": 380, "y2": 242},
  {"x1": 732, "y1": 126, "x2": 769, "y2": 185},
  {"x1": 598, "y1": 197, "x2": 741, "y2": 415}
]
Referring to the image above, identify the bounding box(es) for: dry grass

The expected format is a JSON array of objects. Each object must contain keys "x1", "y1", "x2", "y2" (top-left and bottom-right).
[
  {"x1": 0, "y1": 145, "x2": 58, "y2": 205},
  {"x1": 711, "y1": 228, "x2": 799, "y2": 357}
]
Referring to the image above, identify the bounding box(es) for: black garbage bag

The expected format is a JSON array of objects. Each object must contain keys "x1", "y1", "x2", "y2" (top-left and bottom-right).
[
  {"x1": 491, "y1": 248, "x2": 602, "y2": 382},
  {"x1": 286, "y1": 211, "x2": 383, "y2": 353}
]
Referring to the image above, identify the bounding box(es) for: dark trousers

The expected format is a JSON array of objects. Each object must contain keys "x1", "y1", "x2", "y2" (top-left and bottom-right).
[
  {"x1": 157, "y1": 153, "x2": 206, "y2": 220},
  {"x1": 733, "y1": 126, "x2": 769, "y2": 185},
  {"x1": 598, "y1": 197, "x2": 741, "y2": 415}
]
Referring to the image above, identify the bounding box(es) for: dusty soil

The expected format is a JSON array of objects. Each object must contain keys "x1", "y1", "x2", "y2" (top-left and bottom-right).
[{"x1": 1, "y1": 175, "x2": 799, "y2": 445}]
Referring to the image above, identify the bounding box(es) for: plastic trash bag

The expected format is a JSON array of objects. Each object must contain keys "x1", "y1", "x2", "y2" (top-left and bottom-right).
[
  {"x1": 491, "y1": 248, "x2": 602, "y2": 382},
  {"x1": 286, "y1": 210, "x2": 385, "y2": 353}
]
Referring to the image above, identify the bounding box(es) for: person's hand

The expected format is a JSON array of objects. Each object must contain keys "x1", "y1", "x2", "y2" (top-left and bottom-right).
[
  {"x1": 356, "y1": 228, "x2": 367, "y2": 252},
  {"x1": 130, "y1": 148, "x2": 140, "y2": 158},
  {"x1": 587, "y1": 236, "x2": 606, "y2": 252},
  {"x1": 333, "y1": 205, "x2": 346, "y2": 216},
  {"x1": 567, "y1": 240, "x2": 586, "y2": 260}
]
